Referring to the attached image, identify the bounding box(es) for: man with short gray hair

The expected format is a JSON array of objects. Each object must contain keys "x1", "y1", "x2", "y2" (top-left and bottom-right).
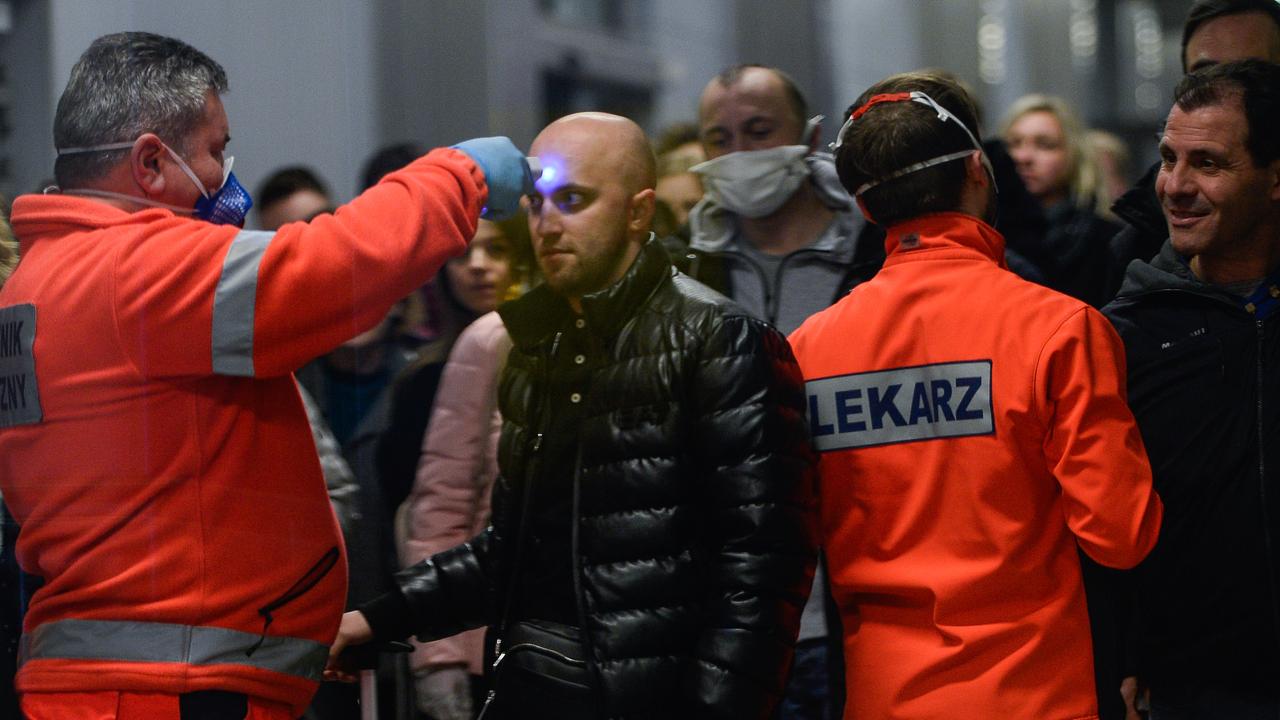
[{"x1": 0, "y1": 31, "x2": 532, "y2": 720}]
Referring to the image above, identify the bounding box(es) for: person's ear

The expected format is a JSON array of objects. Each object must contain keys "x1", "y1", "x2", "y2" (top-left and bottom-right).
[
  {"x1": 1269, "y1": 158, "x2": 1280, "y2": 203},
  {"x1": 130, "y1": 133, "x2": 168, "y2": 198},
  {"x1": 628, "y1": 188, "x2": 656, "y2": 235},
  {"x1": 804, "y1": 115, "x2": 824, "y2": 152},
  {"x1": 855, "y1": 195, "x2": 877, "y2": 226},
  {"x1": 965, "y1": 150, "x2": 990, "y2": 189}
]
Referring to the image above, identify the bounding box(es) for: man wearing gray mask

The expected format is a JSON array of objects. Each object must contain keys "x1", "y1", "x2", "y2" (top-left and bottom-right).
[
  {"x1": 684, "y1": 65, "x2": 882, "y2": 336},
  {"x1": 682, "y1": 64, "x2": 882, "y2": 720}
]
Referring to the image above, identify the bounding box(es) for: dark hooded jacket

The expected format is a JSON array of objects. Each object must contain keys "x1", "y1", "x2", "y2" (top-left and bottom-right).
[
  {"x1": 1103, "y1": 161, "x2": 1167, "y2": 300},
  {"x1": 1102, "y1": 242, "x2": 1280, "y2": 687},
  {"x1": 362, "y1": 237, "x2": 818, "y2": 719}
]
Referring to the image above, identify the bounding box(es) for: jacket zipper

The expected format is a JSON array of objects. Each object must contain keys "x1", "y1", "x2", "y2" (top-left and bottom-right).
[
  {"x1": 711, "y1": 244, "x2": 860, "y2": 326},
  {"x1": 570, "y1": 446, "x2": 604, "y2": 715},
  {"x1": 246, "y1": 546, "x2": 339, "y2": 657},
  {"x1": 479, "y1": 330, "x2": 563, "y2": 720},
  {"x1": 1128, "y1": 289, "x2": 1280, "y2": 658},
  {"x1": 491, "y1": 641, "x2": 586, "y2": 670}
]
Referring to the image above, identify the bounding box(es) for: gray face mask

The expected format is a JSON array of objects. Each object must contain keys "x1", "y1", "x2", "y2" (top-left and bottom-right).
[
  {"x1": 691, "y1": 145, "x2": 811, "y2": 218},
  {"x1": 690, "y1": 114, "x2": 824, "y2": 219}
]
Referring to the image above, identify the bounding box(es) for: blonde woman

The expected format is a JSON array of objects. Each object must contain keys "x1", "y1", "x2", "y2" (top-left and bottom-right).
[{"x1": 1002, "y1": 95, "x2": 1124, "y2": 307}]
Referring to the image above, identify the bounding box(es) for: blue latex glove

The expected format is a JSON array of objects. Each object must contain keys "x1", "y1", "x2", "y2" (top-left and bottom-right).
[{"x1": 451, "y1": 136, "x2": 534, "y2": 221}]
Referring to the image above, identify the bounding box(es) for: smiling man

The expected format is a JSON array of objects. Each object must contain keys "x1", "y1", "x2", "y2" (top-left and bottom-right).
[
  {"x1": 330, "y1": 112, "x2": 817, "y2": 720},
  {"x1": 1103, "y1": 59, "x2": 1280, "y2": 718},
  {"x1": 1108, "y1": 0, "x2": 1280, "y2": 301}
]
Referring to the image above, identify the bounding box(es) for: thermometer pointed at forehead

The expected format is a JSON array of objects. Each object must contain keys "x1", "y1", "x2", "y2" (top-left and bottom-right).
[
  {"x1": 531, "y1": 155, "x2": 568, "y2": 194},
  {"x1": 526, "y1": 157, "x2": 543, "y2": 182}
]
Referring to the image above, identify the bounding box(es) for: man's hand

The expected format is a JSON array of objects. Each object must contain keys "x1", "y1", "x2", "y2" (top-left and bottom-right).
[
  {"x1": 1121, "y1": 675, "x2": 1148, "y2": 719},
  {"x1": 451, "y1": 137, "x2": 536, "y2": 221},
  {"x1": 415, "y1": 665, "x2": 473, "y2": 720},
  {"x1": 323, "y1": 610, "x2": 375, "y2": 683}
]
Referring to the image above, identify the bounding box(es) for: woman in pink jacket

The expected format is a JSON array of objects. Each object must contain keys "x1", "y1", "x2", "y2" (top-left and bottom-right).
[{"x1": 396, "y1": 218, "x2": 532, "y2": 720}]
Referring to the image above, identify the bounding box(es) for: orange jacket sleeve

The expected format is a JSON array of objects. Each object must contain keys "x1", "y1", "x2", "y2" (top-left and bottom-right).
[
  {"x1": 1036, "y1": 306, "x2": 1163, "y2": 569},
  {"x1": 112, "y1": 148, "x2": 485, "y2": 379}
]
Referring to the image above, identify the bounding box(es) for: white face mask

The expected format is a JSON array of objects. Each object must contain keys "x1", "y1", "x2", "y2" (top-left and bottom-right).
[{"x1": 691, "y1": 145, "x2": 811, "y2": 219}]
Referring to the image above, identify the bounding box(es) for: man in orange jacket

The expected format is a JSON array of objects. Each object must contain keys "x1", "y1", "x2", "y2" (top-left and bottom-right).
[
  {"x1": 0, "y1": 31, "x2": 531, "y2": 720},
  {"x1": 787, "y1": 71, "x2": 1164, "y2": 720}
]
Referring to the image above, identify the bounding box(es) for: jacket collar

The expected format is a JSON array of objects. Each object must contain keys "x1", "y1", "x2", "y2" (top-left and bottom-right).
[
  {"x1": 9, "y1": 192, "x2": 184, "y2": 253},
  {"x1": 881, "y1": 212, "x2": 1007, "y2": 267},
  {"x1": 1115, "y1": 239, "x2": 1277, "y2": 309},
  {"x1": 499, "y1": 233, "x2": 672, "y2": 350},
  {"x1": 1111, "y1": 160, "x2": 1165, "y2": 238}
]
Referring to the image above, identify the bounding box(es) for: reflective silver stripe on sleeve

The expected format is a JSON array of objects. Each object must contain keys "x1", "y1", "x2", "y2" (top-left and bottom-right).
[
  {"x1": 211, "y1": 230, "x2": 274, "y2": 377},
  {"x1": 18, "y1": 618, "x2": 327, "y2": 681}
]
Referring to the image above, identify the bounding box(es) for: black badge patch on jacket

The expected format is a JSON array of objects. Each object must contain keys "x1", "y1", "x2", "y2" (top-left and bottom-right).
[{"x1": 0, "y1": 304, "x2": 42, "y2": 428}]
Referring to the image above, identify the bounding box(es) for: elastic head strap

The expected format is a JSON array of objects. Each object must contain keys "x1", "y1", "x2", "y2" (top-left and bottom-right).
[
  {"x1": 832, "y1": 91, "x2": 981, "y2": 154},
  {"x1": 56, "y1": 141, "x2": 136, "y2": 156},
  {"x1": 831, "y1": 89, "x2": 994, "y2": 197},
  {"x1": 853, "y1": 149, "x2": 978, "y2": 195},
  {"x1": 851, "y1": 92, "x2": 914, "y2": 122},
  {"x1": 831, "y1": 93, "x2": 911, "y2": 152},
  {"x1": 57, "y1": 138, "x2": 228, "y2": 200}
]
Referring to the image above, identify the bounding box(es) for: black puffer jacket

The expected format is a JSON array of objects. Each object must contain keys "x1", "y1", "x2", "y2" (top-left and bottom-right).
[
  {"x1": 1103, "y1": 242, "x2": 1280, "y2": 687},
  {"x1": 370, "y1": 238, "x2": 818, "y2": 719}
]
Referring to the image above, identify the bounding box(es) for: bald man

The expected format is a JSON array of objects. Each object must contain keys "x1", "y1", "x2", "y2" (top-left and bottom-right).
[{"x1": 330, "y1": 113, "x2": 818, "y2": 720}]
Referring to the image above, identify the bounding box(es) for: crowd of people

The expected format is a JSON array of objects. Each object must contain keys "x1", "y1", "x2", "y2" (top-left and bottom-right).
[{"x1": 1, "y1": 0, "x2": 1279, "y2": 719}]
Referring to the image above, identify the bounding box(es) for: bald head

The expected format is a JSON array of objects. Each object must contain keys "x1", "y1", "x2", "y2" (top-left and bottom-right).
[
  {"x1": 532, "y1": 112, "x2": 656, "y2": 194},
  {"x1": 525, "y1": 112, "x2": 659, "y2": 306}
]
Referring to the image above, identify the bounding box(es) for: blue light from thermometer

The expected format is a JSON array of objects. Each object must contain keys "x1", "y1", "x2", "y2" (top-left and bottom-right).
[{"x1": 532, "y1": 155, "x2": 564, "y2": 194}]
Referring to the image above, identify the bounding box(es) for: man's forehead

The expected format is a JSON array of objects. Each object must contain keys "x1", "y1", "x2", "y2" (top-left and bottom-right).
[
  {"x1": 202, "y1": 92, "x2": 230, "y2": 140},
  {"x1": 1185, "y1": 12, "x2": 1280, "y2": 70},
  {"x1": 700, "y1": 70, "x2": 792, "y2": 122},
  {"x1": 1164, "y1": 101, "x2": 1246, "y2": 146},
  {"x1": 531, "y1": 133, "x2": 610, "y2": 191}
]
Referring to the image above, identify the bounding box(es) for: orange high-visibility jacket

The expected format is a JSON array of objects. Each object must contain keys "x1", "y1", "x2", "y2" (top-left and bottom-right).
[
  {"x1": 0, "y1": 148, "x2": 485, "y2": 715},
  {"x1": 788, "y1": 213, "x2": 1163, "y2": 720}
]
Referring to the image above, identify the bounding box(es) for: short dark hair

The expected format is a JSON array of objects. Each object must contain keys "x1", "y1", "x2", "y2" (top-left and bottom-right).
[
  {"x1": 834, "y1": 71, "x2": 983, "y2": 227},
  {"x1": 1173, "y1": 59, "x2": 1280, "y2": 167},
  {"x1": 713, "y1": 64, "x2": 809, "y2": 125},
  {"x1": 361, "y1": 142, "x2": 424, "y2": 191},
  {"x1": 1181, "y1": 0, "x2": 1280, "y2": 72},
  {"x1": 54, "y1": 32, "x2": 228, "y2": 188},
  {"x1": 257, "y1": 166, "x2": 330, "y2": 211},
  {"x1": 653, "y1": 122, "x2": 701, "y2": 158}
]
